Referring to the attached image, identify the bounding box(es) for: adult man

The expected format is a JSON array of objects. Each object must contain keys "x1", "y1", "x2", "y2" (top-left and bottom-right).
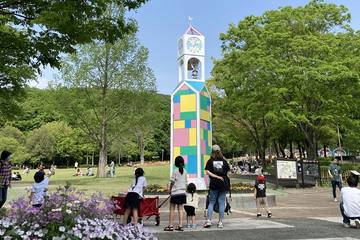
[
  {"x1": 340, "y1": 175, "x2": 360, "y2": 228},
  {"x1": 0, "y1": 150, "x2": 12, "y2": 208},
  {"x1": 328, "y1": 158, "x2": 342, "y2": 202}
]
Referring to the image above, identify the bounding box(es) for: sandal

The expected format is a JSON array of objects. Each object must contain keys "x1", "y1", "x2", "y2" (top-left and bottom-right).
[
  {"x1": 175, "y1": 226, "x2": 184, "y2": 231},
  {"x1": 164, "y1": 225, "x2": 174, "y2": 231}
]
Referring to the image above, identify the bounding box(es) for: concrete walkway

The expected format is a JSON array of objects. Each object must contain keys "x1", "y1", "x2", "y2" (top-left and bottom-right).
[{"x1": 144, "y1": 187, "x2": 360, "y2": 240}]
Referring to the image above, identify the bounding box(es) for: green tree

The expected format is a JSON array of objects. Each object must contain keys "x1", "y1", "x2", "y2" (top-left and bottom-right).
[
  {"x1": 59, "y1": 31, "x2": 156, "y2": 177},
  {"x1": 26, "y1": 126, "x2": 56, "y2": 163},
  {"x1": 127, "y1": 92, "x2": 160, "y2": 164},
  {"x1": 212, "y1": 0, "x2": 360, "y2": 161},
  {"x1": 0, "y1": 0, "x2": 147, "y2": 112}
]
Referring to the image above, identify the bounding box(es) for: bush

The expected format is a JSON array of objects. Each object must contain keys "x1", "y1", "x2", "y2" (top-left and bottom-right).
[{"x1": 0, "y1": 185, "x2": 157, "y2": 239}]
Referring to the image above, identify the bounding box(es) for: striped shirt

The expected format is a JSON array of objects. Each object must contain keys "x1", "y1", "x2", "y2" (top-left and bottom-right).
[{"x1": 0, "y1": 161, "x2": 12, "y2": 186}]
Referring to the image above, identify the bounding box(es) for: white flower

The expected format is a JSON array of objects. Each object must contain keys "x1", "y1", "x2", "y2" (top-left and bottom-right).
[
  {"x1": 59, "y1": 226, "x2": 66, "y2": 232},
  {"x1": 66, "y1": 203, "x2": 73, "y2": 207},
  {"x1": 26, "y1": 231, "x2": 32, "y2": 236},
  {"x1": 34, "y1": 224, "x2": 39, "y2": 228},
  {"x1": 66, "y1": 209, "x2": 72, "y2": 214},
  {"x1": 51, "y1": 208, "x2": 62, "y2": 212},
  {"x1": 74, "y1": 200, "x2": 80, "y2": 204}
]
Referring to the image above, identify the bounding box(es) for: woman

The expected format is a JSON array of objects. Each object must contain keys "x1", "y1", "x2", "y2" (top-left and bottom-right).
[{"x1": 204, "y1": 145, "x2": 230, "y2": 228}]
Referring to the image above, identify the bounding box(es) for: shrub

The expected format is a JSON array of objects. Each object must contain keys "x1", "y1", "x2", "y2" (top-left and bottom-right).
[{"x1": 0, "y1": 185, "x2": 157, "y2": 239}]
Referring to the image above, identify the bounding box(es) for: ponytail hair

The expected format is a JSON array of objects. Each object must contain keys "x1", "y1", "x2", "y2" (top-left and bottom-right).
[
  {"x1": 175, "y1": 156, "x2": 185, "y2": 175},
  {"x1": 134, "y1": 168, "x2": 144, "y2": 187},
  {"x1": 187, "y1": 183, "x2": 196, "y2": 199}
]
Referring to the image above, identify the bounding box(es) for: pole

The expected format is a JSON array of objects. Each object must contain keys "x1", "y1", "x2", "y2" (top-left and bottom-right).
[
  {"x1": 161, "y1": 149, "x2": 164, "y2": 162},
  {"x1": 337, "y1": 125, "x2": 343, "y2": 163},
  {"x1": 301, "y1": 159, "x2": 305, "y2": 188}
]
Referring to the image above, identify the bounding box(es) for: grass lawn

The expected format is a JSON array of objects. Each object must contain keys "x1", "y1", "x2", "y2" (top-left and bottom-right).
[{"x1": 8, "y1": 162, "x2": 170, "y2": 204}]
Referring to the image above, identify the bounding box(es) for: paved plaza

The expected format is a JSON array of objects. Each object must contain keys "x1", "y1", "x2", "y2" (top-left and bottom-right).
[{"x1": 144, "y1": 188, "x2": 360, "y2": 240}]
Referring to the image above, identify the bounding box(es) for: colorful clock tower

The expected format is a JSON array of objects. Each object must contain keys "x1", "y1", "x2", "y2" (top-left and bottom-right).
[{"x1": 170, "y1": 23, "x2": 212, "y2": 190}]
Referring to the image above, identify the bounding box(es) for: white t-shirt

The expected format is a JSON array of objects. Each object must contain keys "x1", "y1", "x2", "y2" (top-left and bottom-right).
[
  {"x1": 170, "y1": 169, "x2": 187, "y2": 196},
  {"x1": 341, "y1": 186, "x2": 360, "y2": 217},
  {"x1": 184, "y1": 192, "x2": 199, "y2": 209},
  {"x1": 129, "y1": 176, "x2": 147, "y2": 198},
  {"x1": 31, "y1": 177, "x2": 49, "y2": 205}
]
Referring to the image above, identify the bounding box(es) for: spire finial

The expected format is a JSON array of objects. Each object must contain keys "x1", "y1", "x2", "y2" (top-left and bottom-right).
[{"x1": 188, "y1": 16, "x2": 193, "y2": 27}]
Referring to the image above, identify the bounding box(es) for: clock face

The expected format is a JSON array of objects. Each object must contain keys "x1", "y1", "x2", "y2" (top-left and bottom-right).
[{"x1": 186, "y1": 37, "x2": 202, "y2": 53}]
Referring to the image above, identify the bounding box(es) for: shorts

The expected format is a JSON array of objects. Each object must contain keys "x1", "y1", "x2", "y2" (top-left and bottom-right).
[
  {"x1": 170, "y1": 194, "x2": 186, "y2": 205},
  {"x1": 124, "y1": 192, "x2": 141, "y2": 209},
  {"x1": 184, "y1": 205, "x2": 196, "y2": 216}
]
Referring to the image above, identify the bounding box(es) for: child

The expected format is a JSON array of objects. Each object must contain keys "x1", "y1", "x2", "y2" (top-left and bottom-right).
[
  {"x1": 184, "y1": 183, "x2": 199, "y2": 229},
  {"x1": 123, "y1": 168, "x2": 147, "y2": 226},
  {"x1": 254, "y1": 168, "x2": 272, "y2": 218},
  {"x1": 29, "y1": 168, "x2": 55, "y2": 208},
  {"x1": 164, "y1": 156, "x2": 187, "y2": 232}
]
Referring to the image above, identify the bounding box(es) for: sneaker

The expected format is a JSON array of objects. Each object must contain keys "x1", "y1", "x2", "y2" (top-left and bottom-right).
[
  {"x1": 343, "y1": 223, "x2": 351, "y2": 228},
  {"x1": 334, "y1": 198, "x2": 338, "y2": 202},
  {"x1": 192, "y1": 224, "x2": 197, "y2": 229},
  {"x1": 203, "y1": 220, "x2": 211, "y2": 228},
  {"x1": 217, "y1": 221, "x2": 224, "y2": 228},
  {"x1": 186, "y1": 223, "x2": 191, "y2": 228},
  {"x1": 267, "y1": 213, "x2": 272, "y2": 218},
  {"x1": 257, "y1": 213, "x2": 261, "y2": 218},
  {"x1": 355, "y1": 220, "x2": 360, "y2": 229}
]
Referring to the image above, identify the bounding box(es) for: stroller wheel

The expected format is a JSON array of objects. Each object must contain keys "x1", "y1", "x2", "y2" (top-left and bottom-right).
[{"x1": 155, "y1": 216, "x2": 160, "y2": 226}]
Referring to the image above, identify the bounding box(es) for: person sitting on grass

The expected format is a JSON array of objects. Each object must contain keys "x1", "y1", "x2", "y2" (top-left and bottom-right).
[
  {"x1": 86, "y1": 167, "x2": 94, "y2": 176},
  {"x1": 73, "y1": 168, "x2": 82, "y2": 177},
  {"x1": 123, "y1": 168, "x2": 147, "y2": 227},
  {"x1": 340, "y1": 175, "x2": 360, "y2": 228},
  {"x1": 29, "y1": 169, "x2": 55, "y2": 208}
]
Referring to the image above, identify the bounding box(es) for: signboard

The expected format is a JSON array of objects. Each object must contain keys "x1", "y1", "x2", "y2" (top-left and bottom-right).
[{"x1": 276, "y1": 160, "x2": 297, "y2": 179}]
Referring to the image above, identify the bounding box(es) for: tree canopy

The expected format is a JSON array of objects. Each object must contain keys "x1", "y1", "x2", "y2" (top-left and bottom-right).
[
  {"x1": 211, "y1": 0, "x2": 360, "y2": 161},
  {"x1": 0, "y1": 0, "x2": 147, "y2": 118}
]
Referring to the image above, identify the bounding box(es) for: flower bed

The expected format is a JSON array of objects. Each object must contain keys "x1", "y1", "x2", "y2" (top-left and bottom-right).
[
  {"x1": 144, "y1": 183, "x2": 254, "y2": 194},
  {"x1": 144, "y1": 184, "x2": 168, "y2": 195},
  {"x1": 230, "y1": 183, "x2": 254, "y2": 193},
  {"x1": 0, "y1": 185, "x2": 157, "y2": 240}
]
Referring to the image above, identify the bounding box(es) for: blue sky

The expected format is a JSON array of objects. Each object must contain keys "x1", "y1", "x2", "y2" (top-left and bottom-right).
[{"x1": 32, "y1": 0, "x2": 360, "y2": 94}]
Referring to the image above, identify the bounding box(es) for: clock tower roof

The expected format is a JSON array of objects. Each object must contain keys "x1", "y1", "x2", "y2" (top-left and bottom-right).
[{"x1": 184, "y1": 25, "x2": 202, "y2": 36}]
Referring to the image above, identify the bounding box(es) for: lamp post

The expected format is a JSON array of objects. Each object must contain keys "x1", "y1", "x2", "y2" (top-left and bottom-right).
[{"x1": 161, "y1": 149, "x2": 164, "y2": 162}]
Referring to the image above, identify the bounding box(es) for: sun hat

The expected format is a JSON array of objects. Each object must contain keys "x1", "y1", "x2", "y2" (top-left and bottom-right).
[{"x1": 212, "y1": 145, "x2": 221, "y2": 152}]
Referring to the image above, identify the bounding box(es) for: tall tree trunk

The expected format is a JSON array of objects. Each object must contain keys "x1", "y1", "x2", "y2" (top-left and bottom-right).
[
  {"x1": 323, "y1": 144, "x2": 327, "y2": 158},
  {"x1": 97, "y1": 119, "x2": 107, "y2": 177},
  {"x1": 140, "y1": 140, "x2": 145, "y2": 165},
  {"x1": 297, "y1": 141, "x2": 303, "y2": 160},
  {"x1": 97, "y1": 44, "x2": 109, "y2": 178},
  {"x1": 289, "y1": 142, "x2": 294, "y2": 159},
  {"x1": 273, "y1": 139, "x2": 279, "y2": 158}
]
